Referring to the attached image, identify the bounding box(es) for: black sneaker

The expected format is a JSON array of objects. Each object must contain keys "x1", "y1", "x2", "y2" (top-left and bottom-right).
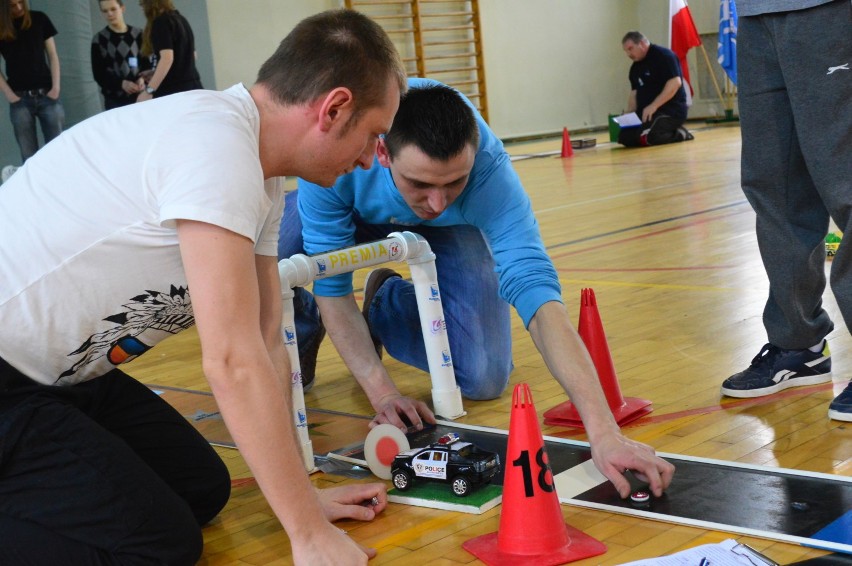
[
  {"x1": 299, "y1": 323, "x2": 325, "y2": 393},
  {"x1": 361, "y1": 268, "x2": 401, "y2": 359},
  {"x1": 721, "y1": 342, "x2": 832, "y2": 398},
  {"x1": 828, "y1": 381, "x2": 852, "y2": 422},
  {"x1": 677, "y1": 127, "x2": 694, "y2": 141}
]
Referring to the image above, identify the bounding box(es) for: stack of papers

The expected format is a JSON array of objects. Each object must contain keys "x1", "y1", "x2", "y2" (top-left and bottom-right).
[
  {"x1": 612, "y1": 112, "x2": 642, "y2": 128},
  {"x1": 618, "y1": 538, "x2": 779, "y2": 565}
]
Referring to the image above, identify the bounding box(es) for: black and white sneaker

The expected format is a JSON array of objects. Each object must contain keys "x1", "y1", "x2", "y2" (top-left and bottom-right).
[
  {"x1": 676, "y1": 127, "x2": 694, "y2": 141},
  {"x1": 828, "y1": 381, "x2": 852, "y2": 422},
  {"x1": 721, "y1": 342, "x2": 832, "y2": 398}
]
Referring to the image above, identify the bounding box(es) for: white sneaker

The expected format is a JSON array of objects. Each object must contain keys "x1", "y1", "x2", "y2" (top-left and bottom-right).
[{"x1": 1, "y1": 165, "x2": 18, "y2": 183}]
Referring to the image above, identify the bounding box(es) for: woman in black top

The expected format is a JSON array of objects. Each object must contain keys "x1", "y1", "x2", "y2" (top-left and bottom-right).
[
  {"x1": 137, "y1": 0, "x2": 202, "y2": 102},
  {"x1": 0, "y1": 0, "x2": 64, "y2": 163}
]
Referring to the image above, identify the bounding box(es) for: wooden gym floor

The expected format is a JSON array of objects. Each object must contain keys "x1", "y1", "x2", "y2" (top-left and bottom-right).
[{"x1": 126, "y1": 123, "x2": 851, "y2": 565}]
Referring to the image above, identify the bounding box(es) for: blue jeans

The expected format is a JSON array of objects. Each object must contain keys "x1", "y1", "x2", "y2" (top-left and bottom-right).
[
  {"x1": 9, "y1": 92, "x2": 65, "y2": 162},
  {"x1": 278, "y1": 190, "x2": 513, "y2": 400}
]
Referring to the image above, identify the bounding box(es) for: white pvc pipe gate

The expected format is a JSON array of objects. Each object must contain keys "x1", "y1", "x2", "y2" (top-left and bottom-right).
[{"x1": 278, "y1": 231, "x2": 466, "y2": 471}]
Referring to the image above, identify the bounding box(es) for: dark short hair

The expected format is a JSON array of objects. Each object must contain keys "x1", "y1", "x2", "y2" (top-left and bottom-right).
[
  {"x1": 622, "y1": 31, "x2": 647, "y2": 45},
  {"x1": 256, "y1": 9, "x2": 407, "y2": 119},
  {"x1": 384, "y1": 84, "x2": 480, "y2": 161}
]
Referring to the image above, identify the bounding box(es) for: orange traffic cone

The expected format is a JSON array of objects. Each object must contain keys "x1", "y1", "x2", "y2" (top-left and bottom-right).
[
  {"x1": 544, "y1": 288, "x2": 652, "y2": 428},
  {"x1": 463, "y1": 384, "x2": 606, "y2": 565},
  {"x1": 561, "y1": 127, "x2": 574, "y2": 158}
]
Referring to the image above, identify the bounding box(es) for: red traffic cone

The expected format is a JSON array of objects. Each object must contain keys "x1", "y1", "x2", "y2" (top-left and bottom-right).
[
  {"x1": 543, "y1": 288, "x2": 652, "y2": 428},
  {"x1": 561, "y1": 127, "x2": 574, "y2": 158},
  {"x1": 463, "y1": 384, "x2": 606, "y2": 565}
]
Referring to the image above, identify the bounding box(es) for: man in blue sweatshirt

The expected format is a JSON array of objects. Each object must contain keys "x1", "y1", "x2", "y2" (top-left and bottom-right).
[{"x1": 279, "y1": 79, "x2": 674, "y2": 498}]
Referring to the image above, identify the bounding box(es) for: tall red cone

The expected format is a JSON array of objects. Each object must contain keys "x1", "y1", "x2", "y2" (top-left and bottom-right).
[
  {"x1": 463, "y1": 384, "x2": 606, "y2": 565},
  {"x1": 544, "y1": 288, "x2": 652, "y2": 428},
  {"x1": 561, "y1": 127, "x2": 574, "y2": 158}
]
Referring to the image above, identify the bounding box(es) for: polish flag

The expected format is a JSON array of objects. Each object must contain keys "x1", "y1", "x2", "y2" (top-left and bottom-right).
[{"x1": 669, "y1": 0, "x2": 702, "y2": 101}]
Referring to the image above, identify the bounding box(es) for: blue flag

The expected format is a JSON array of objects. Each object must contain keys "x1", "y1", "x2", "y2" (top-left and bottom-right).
[{"x1": 717, "y1": 0, "x2": 737, "y2": 85}]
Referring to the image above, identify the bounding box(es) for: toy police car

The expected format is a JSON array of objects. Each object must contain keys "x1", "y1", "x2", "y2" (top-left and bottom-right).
[{"x1": 390, "y1": 433, "x2": 501, "y2": 497}]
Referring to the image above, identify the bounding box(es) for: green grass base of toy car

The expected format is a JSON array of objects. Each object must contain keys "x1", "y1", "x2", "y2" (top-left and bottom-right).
[{"x1": 390, "y1": 482, "x2": 502, "y2": 505}]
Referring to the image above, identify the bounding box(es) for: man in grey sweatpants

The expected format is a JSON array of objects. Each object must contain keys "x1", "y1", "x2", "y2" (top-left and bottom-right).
[{"x1": 720, "y1": 0, "x2": 852, "y2": 421}]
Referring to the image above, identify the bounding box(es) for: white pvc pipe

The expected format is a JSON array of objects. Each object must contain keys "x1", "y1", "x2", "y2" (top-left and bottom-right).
[
  {"x1": 392, "y1": 232, "x2": 465, "y2": 421},
  {"x1": 278, "y1": 283, "x2": 315, "y2": 473},
  {"x1": 281, "y1": 231, "x2": 423, "y2": 284},
  {"x1": 278, "y1": 231, "x2": 465, "y2": 471}
]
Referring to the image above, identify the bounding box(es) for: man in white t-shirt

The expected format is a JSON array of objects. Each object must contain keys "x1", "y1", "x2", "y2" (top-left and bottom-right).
[{"x1": 0, "y1": 9, "x2": 405, "y2": 565}]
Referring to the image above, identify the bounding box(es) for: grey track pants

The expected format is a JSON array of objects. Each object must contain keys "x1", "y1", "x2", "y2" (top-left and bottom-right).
[{"x1": 739, "y1": 0, "x2": 852, "y2": 348}]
